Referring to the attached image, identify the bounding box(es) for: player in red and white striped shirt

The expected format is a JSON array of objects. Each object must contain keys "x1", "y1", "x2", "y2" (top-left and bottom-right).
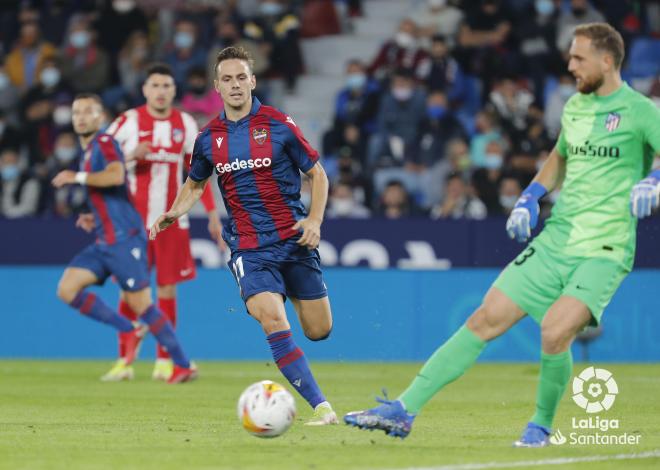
[{"x1": 102, "y1": 63, "x2": 223, "y2": 381}]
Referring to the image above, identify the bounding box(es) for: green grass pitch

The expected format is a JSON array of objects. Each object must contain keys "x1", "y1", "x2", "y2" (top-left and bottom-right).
[{"x1": 1, "y1": 361, "x2": 659, "y2": 469}]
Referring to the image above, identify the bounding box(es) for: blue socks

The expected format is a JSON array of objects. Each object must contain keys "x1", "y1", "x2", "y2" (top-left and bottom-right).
[
  {"x1": 71, "y1": 291, "x2": 134, "y2": 332},
  {"x1": 140, "y1": 305, "x2": 190, "y2": 368},
  {"x1": 267, "y1": 330, "x2": 325, "y2": 409}
]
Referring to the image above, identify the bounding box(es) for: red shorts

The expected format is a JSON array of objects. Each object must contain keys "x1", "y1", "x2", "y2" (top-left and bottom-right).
[{"x1": 147, "y1": 224, "x2": 196, "y2": 286}]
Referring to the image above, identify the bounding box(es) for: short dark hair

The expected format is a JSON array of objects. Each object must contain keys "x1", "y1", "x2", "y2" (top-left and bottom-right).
[
  {"x1": 74, "y1": 92, "x2": 103, "y2": 107},
  {"x1": 214, "y1": 46, "x2": 254, "y2": 77},
  {"x1": 574, "y1": 22, "x2": 625, "y2": 69},
  {"x1": 145, "y1": 62, "x2": 174, "y2": 79}
]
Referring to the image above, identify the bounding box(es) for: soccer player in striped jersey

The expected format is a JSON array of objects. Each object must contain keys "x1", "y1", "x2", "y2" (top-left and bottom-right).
[
  {"x1": 345, "y1": 23, "x2": 660, "y2": 444},
  {"x1": 103, "y1": 63, "x2": 222, "y2": 382},
  {"x1": 150, "y1": 47, "x2": 338, "y2": 425},
  {"x1": 52, "y1": 93, "x2": 197, "y2": 384}
]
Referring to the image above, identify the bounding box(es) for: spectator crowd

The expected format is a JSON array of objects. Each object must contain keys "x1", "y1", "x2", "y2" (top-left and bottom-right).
[{"x1": 0, "y1": 0, "x2": 658, "y2": 221}]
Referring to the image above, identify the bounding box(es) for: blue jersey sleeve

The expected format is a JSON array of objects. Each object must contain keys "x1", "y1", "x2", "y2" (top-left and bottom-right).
[
  {"x1": 189, "y1": 131, "x2": 213, "y2": 182},
  {"x1": 282, "y1": 121, "x2": 319, "y2": 173}
]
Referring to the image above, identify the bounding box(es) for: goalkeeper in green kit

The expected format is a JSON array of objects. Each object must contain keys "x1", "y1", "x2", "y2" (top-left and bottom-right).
[{"x1": 344, "y1": 22, "x2": 660, "y2": 446}]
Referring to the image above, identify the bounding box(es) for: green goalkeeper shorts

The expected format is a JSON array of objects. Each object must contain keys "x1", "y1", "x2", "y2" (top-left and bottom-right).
[{"x1": 492, "y1": 238, "x2": 629, "y2": 325}]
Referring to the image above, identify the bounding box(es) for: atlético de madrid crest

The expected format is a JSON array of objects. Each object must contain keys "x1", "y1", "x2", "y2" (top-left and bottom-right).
[
  {"x1": 605, "y1": 112, "x2": 621, "y2": 132},
  {"x1": 252, "y1": 128, "x2": 268, "y2": 145}
]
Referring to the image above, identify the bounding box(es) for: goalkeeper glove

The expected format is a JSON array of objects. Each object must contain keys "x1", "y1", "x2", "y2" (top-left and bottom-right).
[
  {"x1": 506, "y1": 182, "x2": 547, "y2": 243},
  {"x1": 630, "y1": 169, "x2": 660, "y2": 219}
]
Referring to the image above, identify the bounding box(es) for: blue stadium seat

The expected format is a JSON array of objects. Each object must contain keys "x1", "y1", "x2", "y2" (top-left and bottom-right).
[{"x1": 625, "y1": 38, "x2": 660, "y2": 78}]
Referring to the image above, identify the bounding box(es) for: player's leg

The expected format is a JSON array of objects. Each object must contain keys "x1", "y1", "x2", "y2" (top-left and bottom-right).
[
  {"x1": 152, "y1": 227, "x2": 196, "y2": 380},
  {"x1": 153, "y1": 284, "x2": 176, "y2": 380},
  {"x1": 57, "y1": 267, "x2": 136, "y2": 334},
  {"x1": 123, "y1": 286, "x2": 196, "y2": 383},
  {"x1": 246, "y1": 292, "x2": 333, "y2": 420},
  {"x1": 101, "y1": 289, "x2": 139, "y2": 382},
  {"x1": 289, "y1": 296, "x2": 333, "y2": 341},
  {"x1": 516, "y1": 257, "x2": 628, "y2": 447}
]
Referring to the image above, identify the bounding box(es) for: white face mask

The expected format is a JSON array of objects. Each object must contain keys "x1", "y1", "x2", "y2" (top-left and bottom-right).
[
  {"x1": 55, "y1": 146, "x2": 78, "y2": 163},
  {"x1": 428, "y1": 0, "x2": 447, "y2": 9},
  {"x1": 40, "y1": 67, "x2": 61, "y2": 88},
  {"x1": 53, "y1": 105, "x2": 72, "y2": 126},
  {"x1": 484, "y1": 153, "x2": 503, "y2": 169},
  {"x1": 499, "y1": 194, "x2": 518, "y2": 210},
  {"x1": 332, "y1": 198, "x2": 355, "y2": 216},
  {"x1": 113, "y1": 0, "x2": 136, "y2": 13},
  {"x1": 392, "y1": 86, "x2": 413, "y2": 101},
  {"x1": 0, "y1": 72, "x2": 9, "y2": 90},
  {"x1": 395, "y1": 31, "x2": 415, "y2": 49}
]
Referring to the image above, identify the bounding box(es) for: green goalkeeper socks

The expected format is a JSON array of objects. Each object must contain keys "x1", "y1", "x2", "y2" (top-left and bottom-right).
[
  {"x1": 531, "y1": 350, "x2": 573, "y2": 429},
  {"x1": 398, "y1": 325, "x2": 486, "y2": 414}
]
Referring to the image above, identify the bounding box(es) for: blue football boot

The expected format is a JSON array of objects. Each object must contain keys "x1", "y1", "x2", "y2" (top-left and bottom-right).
[
  {"x1": 513, "y1": 422, "x2": 551, "y2": 447},
  {"x1": 344, "y1": 392, "x2": 416, "y2": 439}
]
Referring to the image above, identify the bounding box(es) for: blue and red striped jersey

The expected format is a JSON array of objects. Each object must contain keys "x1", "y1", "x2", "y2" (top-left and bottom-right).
[
  {"x1": 189, "y1": 98, "x2": 320, "y2": 251},
  {"x1": 81, "y1": 133, "x2": 144, "y2": 245}
]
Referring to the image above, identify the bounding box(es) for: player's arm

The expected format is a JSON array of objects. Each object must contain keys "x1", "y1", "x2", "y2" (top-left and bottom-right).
[
  {"x1": 506, "y1": 147, "x2": 566, "y2": 243},
  {"x1": 149, "y1": 176, "x2": 209, "y2": 240},
  {"x1": 630, "y1": 100, "x2": 660, "y2": 219},
  {"x1": 293, "y1": 162, "x2": 328, "y2": 250},
  {"x1": 52, "y1": 161, "x2": 125, "y2": 188}
]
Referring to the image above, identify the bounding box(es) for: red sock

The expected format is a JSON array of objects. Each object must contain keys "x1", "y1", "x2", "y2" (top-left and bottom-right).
[
  {"x1": 118, "y1": 299, "x2": 138, "y2": 359},
  {"x1": 156, "y1": 297, "x2": 177, "y2": 360}
]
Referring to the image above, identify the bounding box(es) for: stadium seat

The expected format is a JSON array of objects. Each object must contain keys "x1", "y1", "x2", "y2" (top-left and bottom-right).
[{"x1": 625, "y1": 38, "x2": 660, "y2": 78}]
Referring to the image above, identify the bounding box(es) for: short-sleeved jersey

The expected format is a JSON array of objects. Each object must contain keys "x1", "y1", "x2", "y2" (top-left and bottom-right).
[
  {"x1": 106, "y1": 105, "x2": 198, "y2": 229},
  {"x1": 81, "y1": 133, "x2": 144, "y2": 245},
  {"x1": 545, "y1": 82, "x2": 660, "y2": 269},
  {"x1": 189, "y1": 98, "x2": 319, "y2": 251}
]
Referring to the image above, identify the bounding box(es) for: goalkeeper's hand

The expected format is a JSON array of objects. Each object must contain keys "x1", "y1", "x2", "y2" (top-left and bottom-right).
[
  {"x1": 630, "y1": 170, "x2": 660, "y2": 219},
  {"x1": 506, "y1": 182, "x2": 547, "y2": 243}
]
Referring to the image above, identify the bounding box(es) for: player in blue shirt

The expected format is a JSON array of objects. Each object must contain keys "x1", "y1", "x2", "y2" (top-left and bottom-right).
[
  {"x1": 150, "y1": 47, "x2": 337, "y2": 424},
  {"x1": 52, "y1": 93, "x2": 196, "y2": 384}
]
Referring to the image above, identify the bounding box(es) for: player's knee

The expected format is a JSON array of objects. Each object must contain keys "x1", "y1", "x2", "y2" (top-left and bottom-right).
[
  {"x1": 541, "y1": 325, "x2": 570, "y2": 354},
  {"x1": 466, "y1": 304, "x2": 504, "y2": 341},
  {"x1": 56, "y1": 280, "x2": 77, "y2": 304},
  {"x1": 305, "y1": 325, "x2": 332, "y2": 341}
]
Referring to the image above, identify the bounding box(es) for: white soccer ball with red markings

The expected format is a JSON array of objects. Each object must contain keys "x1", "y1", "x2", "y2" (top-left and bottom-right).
[{"x1": 237, "y1": 380, "x2": 296, "y2": 438}]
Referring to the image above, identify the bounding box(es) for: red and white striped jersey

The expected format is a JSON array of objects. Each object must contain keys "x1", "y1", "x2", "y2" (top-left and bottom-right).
[{"x1": 106, "y1": 105, "x2": 198, "y2": 229}]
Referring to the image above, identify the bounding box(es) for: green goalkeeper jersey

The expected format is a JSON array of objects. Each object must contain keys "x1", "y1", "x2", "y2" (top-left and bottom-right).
[{"x1": 545, "y1": 82, "x2": 660, "y2": 270}]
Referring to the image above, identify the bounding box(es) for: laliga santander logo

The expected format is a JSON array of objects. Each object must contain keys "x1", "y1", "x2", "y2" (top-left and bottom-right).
[
  {"x1": 216, "y1": 157, "x2": 272, "y2": 174},
  {"x1": 571, "y1": 366, "x2": 618, "y2": 413}
]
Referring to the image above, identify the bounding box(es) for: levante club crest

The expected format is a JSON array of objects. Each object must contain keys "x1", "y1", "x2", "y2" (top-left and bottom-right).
[{"x1": 252, "y1": 128, "x2": 268, "y2": 145}]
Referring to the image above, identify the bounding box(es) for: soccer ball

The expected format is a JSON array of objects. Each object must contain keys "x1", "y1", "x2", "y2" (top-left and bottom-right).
[{"x1": 237, "y1": 380, "x2": 296, "y2": 438}]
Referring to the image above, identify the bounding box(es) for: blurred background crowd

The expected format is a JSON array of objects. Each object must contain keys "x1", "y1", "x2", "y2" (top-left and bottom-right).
[{"x1": 0, "y1": 0, "x2": 658, "y2": 221}]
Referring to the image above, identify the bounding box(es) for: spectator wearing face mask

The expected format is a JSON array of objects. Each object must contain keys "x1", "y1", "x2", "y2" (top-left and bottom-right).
[
  {"x1": 544, "y1": 73, "x2": 576, "y2": 138},
  {"x1": 163, "y1": 19, "x2": 208, "y2": 90},
  {"x1": 415, "y1": 91, "x2": 466, "y2": 168},
  {"x1": 417, "y1": 35, "x2": 467, "y2": 103},
  {"x1": 19, "y1": 56, "x2": 73, "y2": 164},
  {"x1": 556, "y1": 0, "x2": 605, "y2": 54},
  {"x1": 5, "y1": 20, "x2": 57, "y2": 92},
  {"x1": 326, "y1": 183, "x2": 371, "y2": 219},
  {"x1": 114, "y1": 31, "x2": 151, "y2": 106},
  {"x1": 368, "y1": 68, "x2": 426, "y2": 168},
  {"x1": 0, "y1": 149, "x2": 41, "y2": 218},
  {"x1": 408, "y1": 0, "x2": 464, "y2": 44},
  {"x1": 37, "y1": 131, "x2": 85, "y2": 216},
  {"x1": 471, "y1": 140, "x2": 507, "y2": 214},
  {"x1": 430, "y1": 172, "x2": 486, "y2": 220},
  {"x1": 367, "y1": 19, "x2": 429, "y2": 81},
  {"x1": 243, "y1": 0, "x2": 305, "y2": 94},
  {"x1": 497, "y1": 173, "x2": 523, "y2": 216},
  {"x1": 180, "y1": 66, "x2": 223, "y2": 126},
  {"x1": 323, "y1": 59, "x2": 380, "y2": 166},
  {"x1": 60, "y1": 17, "x2": 110, "y2": 93},
  {"x1": 469, "y1": 110, "x2": 502, "y2": 168}
]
